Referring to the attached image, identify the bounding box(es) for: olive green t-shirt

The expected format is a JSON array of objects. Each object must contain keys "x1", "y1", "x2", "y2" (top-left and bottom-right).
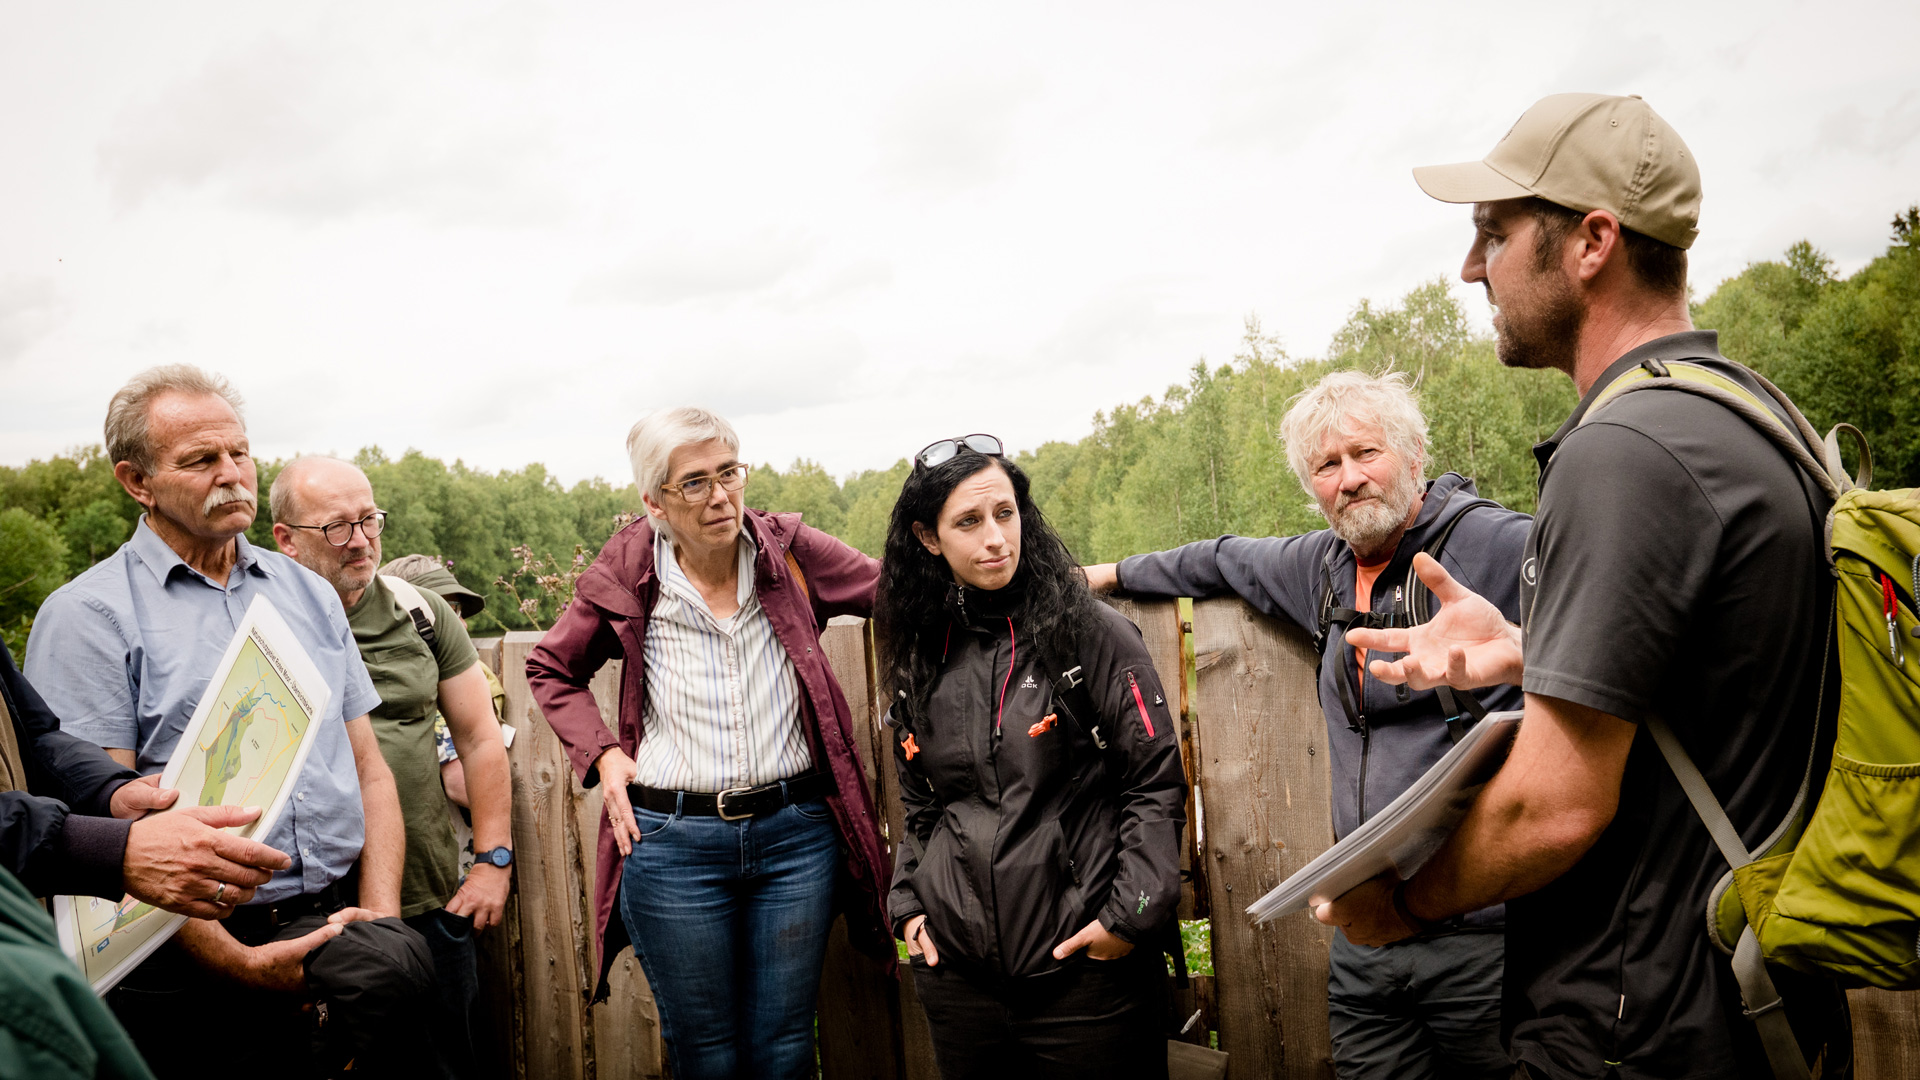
[{"x1": 346, "y1": 576, "x2": 478, "y2": 917}]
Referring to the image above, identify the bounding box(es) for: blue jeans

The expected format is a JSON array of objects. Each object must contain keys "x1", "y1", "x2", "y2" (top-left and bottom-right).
[
  {"x1": 617, "y1": 795, "x2": 841, "y2": 1080},
  {"x1": 1328, "y1": 931, "x2": 1510, "y2": 1080}
]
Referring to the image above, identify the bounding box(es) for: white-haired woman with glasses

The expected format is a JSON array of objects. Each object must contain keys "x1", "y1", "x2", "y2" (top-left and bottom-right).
[{"x1": 527, "y1": 407, "x2": 893, "y2": 1080}]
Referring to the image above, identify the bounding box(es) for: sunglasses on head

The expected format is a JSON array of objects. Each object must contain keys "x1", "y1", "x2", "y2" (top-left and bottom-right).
[{"x1": 914, "y1": 433, "x2": 1005, "y2": 472}]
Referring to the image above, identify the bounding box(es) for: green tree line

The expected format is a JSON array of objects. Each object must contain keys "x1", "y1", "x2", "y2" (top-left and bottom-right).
[{"x1": 6, "y1": 205, "x2": 1915, "y2": 657}]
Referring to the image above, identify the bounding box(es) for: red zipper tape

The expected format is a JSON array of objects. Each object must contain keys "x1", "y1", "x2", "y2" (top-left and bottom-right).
[{"x1": 1128, "y1": 671, "x2": 1156, "y2": 738}]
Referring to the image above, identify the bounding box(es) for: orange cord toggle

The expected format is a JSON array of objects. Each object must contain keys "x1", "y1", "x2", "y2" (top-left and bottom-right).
[
  {"x1": 1028, "y1": 713, "x2": 1057, "y2": 738},
  {"x1": 903, "y1": 734, "x2": 920, "y2": 760}
]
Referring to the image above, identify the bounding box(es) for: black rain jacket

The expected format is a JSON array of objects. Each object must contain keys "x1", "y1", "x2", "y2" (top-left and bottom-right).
[{"x1": 887, "y1": 583, "x2": 1186, "y2": 980}]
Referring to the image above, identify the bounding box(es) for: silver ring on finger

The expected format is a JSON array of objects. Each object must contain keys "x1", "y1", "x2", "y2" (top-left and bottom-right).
[{"x1": 214, "y1": 881, "x2": 227, "y2": 903}]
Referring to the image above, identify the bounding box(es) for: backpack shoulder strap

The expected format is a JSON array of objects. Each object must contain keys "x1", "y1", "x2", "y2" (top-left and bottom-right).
[
  {"x1": 381, "y1": 574, "x2": 439, "y2": 650},
  {"x1": 783, "y1": 549, "x2": 811, "y2": 603},
  {"x1": 1580, "y1": 359, "x2": 1863, "y2": 501},
  {"x1": 1645, "y1": 713, "x2": 1813, "y2": 1080},
  {"x1": 1312, "y1": 552, "x2": 1338, "y2": 655}
]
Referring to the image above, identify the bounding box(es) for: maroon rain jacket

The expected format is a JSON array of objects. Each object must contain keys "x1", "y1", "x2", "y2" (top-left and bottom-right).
[{"x1": 526, "y1": 509, "x2": 893, "y2": 997}]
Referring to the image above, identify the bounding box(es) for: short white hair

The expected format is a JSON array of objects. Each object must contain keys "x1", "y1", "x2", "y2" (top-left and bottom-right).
[
  {"x1": 104, "y1": 364, "x2": 247, "y2": 473},
  {"x1": 1279, "y1": 370, "x2": 1428, "y2": 493},
  {"x1": 626, "y1": 407, "x2": 741, "y2": 540}
]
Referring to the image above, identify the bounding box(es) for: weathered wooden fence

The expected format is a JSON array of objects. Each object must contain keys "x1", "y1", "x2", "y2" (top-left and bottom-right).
[{"x1": 472, "y1": 597, "x2": 1920, "y2": 1079}]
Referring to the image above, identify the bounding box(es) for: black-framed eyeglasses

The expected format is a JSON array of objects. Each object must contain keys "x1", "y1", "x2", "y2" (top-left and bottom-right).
[
  {"x1": 660, "y1": 464, "x2": 750, "y2": 503},
  {"x1": 914, "y1": 433, "x2": 1004, "y2": 472},
  {"x1": 286, "y1": 511, "x2": 387, "y2": 547}
]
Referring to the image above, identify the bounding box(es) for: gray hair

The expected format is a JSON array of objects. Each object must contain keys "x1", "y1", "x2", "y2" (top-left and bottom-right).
[
  {"x1": 268, "y1": 455, "x2": 358, "y2": 525},
  {"x1": 104, "y1": 364, "x2": 247, "y2": 474},
  {"x1": 626, "y1": 407, "x2": 741, "y2": 541},
  {"x1": 1279, "y1": 370, "x2": 1429, "y2": 494}
]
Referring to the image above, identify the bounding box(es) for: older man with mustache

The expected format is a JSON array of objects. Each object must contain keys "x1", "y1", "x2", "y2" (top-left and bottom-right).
[
  {"x1": 1082, "y1": 370, "x2": 1533, "y2": 1079},
  {"x1": 26, "y1": 364, "x2": 431, "y2": 1080}
]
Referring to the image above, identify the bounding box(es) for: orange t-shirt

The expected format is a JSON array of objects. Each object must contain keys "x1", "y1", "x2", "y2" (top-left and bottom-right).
[{"x1": 1353, "y1": 553, "x2": 1393, "y2": 690}]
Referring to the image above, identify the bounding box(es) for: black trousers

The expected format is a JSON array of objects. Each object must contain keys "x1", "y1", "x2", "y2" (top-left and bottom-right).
[
  {"x1": 108, "y1": 910, "x2": 437, "y2": 1080},
  {"x1": 910, "y1": 951, "x2": 1170, "y2": 1080}
]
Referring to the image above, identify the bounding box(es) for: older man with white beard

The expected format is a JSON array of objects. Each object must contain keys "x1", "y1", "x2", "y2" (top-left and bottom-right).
[
  {"x1": 1083, "y1": 370, "x2": 1532, "y2": 1079},
  {"x1": 26, "y1": 364, "x2": 432, "y2": 1080}
]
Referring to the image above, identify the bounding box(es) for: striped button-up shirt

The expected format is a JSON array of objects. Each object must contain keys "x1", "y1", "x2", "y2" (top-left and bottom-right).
[{"x1": 633, "y1": 530, "x2": 812, "y2": 792}]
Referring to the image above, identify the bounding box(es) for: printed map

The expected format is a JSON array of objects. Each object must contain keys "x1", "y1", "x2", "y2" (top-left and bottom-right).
[
  {"x1": 62, "y1": 608, "x2": 323, "y2": 992},
  {"x1": 171, "y1": 638, "x2": 311, "y2": 816},
  {"x1": 69, "y1": 894, "x2": 164, "y2": 986}
]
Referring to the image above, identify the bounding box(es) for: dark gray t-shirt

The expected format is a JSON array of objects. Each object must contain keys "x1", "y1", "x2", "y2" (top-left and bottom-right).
[{"x1": 1510, "y1": 331, "x2": 1848, "y2": 1079}]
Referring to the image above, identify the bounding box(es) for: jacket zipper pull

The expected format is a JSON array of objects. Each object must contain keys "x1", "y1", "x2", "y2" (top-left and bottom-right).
[{"x1": 1127, "y1": 671, "x2": 1157, "y2": 738}]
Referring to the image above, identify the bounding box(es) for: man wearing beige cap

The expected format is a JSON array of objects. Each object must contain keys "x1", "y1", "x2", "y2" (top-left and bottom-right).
[{"x1": 1315, "y1": 94, "x2": 1851, "y2": 1079}]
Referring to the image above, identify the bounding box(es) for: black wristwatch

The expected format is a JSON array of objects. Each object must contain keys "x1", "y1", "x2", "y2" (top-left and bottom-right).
[{"x1": 476, "y1": 846, "x2": 514, "y2": 869}]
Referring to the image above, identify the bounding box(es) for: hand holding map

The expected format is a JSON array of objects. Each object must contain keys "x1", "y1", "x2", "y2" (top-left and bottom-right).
[
  {"x1": 121, "y1": 803, "x2": 290, "y2": 917},
  {"x1": 56, "y1": 595, "x2": 333, "y2": 994}
]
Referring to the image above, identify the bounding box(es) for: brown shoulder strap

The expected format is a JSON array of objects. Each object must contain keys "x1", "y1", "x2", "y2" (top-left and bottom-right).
[
  {"x1": 783, "y1": 549, "x2": 812, "y2": 604},
  {"x1": 0, "y1": 684, "x2": 26, "y2": 795}
]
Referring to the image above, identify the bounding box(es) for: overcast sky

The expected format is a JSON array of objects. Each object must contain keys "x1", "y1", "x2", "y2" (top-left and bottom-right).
[{"x1": 5, "y1": 1, "x2": 1917, "y2": 486}]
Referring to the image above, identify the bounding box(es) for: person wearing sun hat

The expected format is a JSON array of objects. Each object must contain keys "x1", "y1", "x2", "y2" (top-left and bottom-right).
[
  {"x1": 1314, "y1": 93, "x2": 1853, "y2": 1079},
  {"x1": 380, "y1": 554, "x2": 489, "y2": 620}
]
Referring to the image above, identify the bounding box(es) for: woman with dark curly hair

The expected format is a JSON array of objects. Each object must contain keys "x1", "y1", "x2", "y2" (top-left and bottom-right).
[{"x1": 875, "y1": 433, "x2": 1187, "y2": 1080}]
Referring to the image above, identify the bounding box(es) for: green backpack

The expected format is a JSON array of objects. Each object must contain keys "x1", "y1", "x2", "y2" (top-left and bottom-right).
[{"x1": 1582, "y1": 358, "x2": 1920, "y2": 1080}]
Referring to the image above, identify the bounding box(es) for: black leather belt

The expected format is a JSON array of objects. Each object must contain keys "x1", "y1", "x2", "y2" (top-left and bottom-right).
[
  {"x1": 224, "y1": 879, "x2": 350, "y2": 945},
  {"x1": 628, "y1": 771, "x2": 833, "y2": 821}
]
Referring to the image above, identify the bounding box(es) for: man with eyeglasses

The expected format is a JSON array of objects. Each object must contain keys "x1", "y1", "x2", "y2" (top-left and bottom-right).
[
  {"x1": 26, "y1": 365, "x2": 434, "y2": 1080},
  {"x1": 269, "y1": 455, "x2": 512, "y2": 1080}
]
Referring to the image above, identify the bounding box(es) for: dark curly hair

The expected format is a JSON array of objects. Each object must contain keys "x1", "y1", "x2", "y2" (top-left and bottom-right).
[{"x1": 874, "y1": 451, "x2": 1095, "y2": 725}]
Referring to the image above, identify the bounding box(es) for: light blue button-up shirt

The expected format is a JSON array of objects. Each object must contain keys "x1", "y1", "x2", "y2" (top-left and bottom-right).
[{"x1": 25, "y1": 517, "x2": 381, "y2": 904}]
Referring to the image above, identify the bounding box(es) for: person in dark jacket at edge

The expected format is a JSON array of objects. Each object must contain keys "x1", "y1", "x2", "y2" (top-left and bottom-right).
[
  {"x1": 525, "y1": 406, "x2": 893, "y2": 1080},
  {"x1": 876, "y1": 433, "x2": 1187, "y2": 1080},
  {"x1": 1, "y1": 639, "x2": 294, "y2": 1079},
  {"x1": 1083, "y1": 371, "x2": 1531, "y2": 1079}
]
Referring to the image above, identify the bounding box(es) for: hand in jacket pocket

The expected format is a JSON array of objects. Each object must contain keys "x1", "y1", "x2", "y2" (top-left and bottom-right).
[
  {"x1": 1053, "y1": 918, "x2": 1134, "y2": 961},
  {"x1": 904, "y1": 915, "x2": 941, "y2": 967}
]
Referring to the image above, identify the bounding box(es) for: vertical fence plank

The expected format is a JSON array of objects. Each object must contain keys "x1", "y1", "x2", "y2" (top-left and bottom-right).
[
  {"x1": 1189, "y1": 599, "x2": 1335, "y2": 1080},
  {"x1": 1850, "y1": 988, "x2": 1920, "y2": 1079},
  {"x1": 816, "y1": 617, "x2": 908, "y2": 1080},
  {"x1": 497, "y1": 632, "x2": 594, "y2": 1079}
]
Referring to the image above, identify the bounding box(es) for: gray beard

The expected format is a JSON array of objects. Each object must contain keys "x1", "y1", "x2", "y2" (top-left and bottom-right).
[{"x1": 1324, "y1": 472, "x2": 1421, "y2": 559}]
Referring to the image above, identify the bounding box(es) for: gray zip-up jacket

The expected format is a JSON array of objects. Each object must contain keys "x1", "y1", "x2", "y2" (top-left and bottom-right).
[{"x1": 1117, "y1": 473, "x2": 1529, "y2": 928}]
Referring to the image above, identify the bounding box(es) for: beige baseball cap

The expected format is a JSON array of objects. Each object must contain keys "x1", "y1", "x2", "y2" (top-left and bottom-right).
[{"x1": 1413, "y1": 93, "x2": 1701, "y2": 249}]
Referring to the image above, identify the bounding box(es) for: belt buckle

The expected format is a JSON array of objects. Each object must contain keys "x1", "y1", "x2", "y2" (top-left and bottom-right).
[{"x1": 715, "y1": 785, "x2": 755, "y2": 821}]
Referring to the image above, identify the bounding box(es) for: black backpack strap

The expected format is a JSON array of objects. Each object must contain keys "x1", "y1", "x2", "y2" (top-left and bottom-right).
[
  {"x1": 1312, "y1": 552, "x2": 1338, "y2": 655},
  {"x1": 406, "y1": 606, "x2": 438, "y2": 651}
]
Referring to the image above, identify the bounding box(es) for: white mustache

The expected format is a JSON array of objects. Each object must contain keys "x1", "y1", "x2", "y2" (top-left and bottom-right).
[{"x1": 203, "y1": 484, "x2": 257, "y2": 516}]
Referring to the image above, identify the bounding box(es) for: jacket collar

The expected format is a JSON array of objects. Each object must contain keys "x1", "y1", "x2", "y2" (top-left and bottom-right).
[{"x1": 573, "y1": 507, "x2": 793, "y2": 619}]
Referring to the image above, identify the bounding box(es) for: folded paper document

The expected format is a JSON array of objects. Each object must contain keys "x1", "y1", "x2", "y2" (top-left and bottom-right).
[{"x1": 1247, "y1": 711, "x2": 1521, "y2": 923}]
